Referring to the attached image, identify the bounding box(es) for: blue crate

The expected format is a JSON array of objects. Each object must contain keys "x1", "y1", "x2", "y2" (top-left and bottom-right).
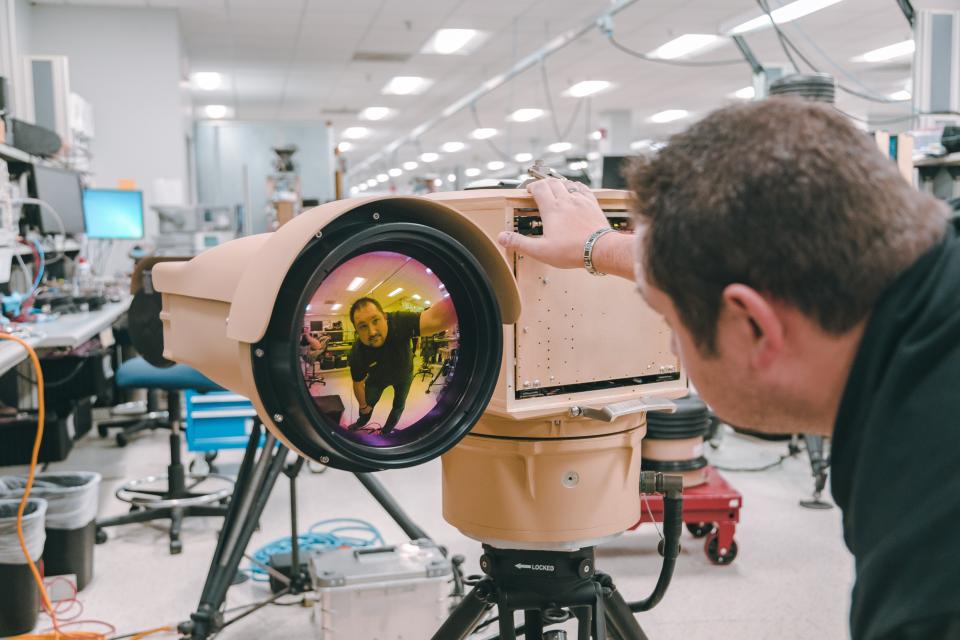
[{"x1": 185, "y1": 390, "x2": 263, "y2": 452}]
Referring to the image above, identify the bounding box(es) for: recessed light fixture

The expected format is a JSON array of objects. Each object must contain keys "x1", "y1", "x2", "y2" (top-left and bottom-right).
[
  {"x1": 447, "y1": 173, "x2": 457, "y2": 182},
  {"x1": 425, "y1": 300, "x2": 432, "y2": 305},
  {"x1": 402, "y1": 161, "x2": 419, "y2": 171},
  {"x1": 648, "y1": 34, "x2": 723, "y2": 59},
  {"x1": 388, "y1": 288, "x2": 403, "y2": 297},
  {"x1": 359, "y1": 106, "x2": 395, "y2": 121},
  {"x1": 382, "y1": 76, "x2": 433, "y2": 95},
  {"x1": 422, "y1": 28, "x2": 486, "y2": 55},
  {"x1": 470, "y1": 128, "x2": 498, "y2": 140},
  {"x1": 365, "y1": 179, "x2": 377, "y2": 188},
  {"x1": 347, "y1": 277, "x2": 366, "y2": 292},
  {"x1": 731, "y1": 86, "x2": 756, "y2": 100},
  {"x1": 465, "y1": 167, "x2": 481, "y2": 177},
  {"x1": 433, "y1": 178, "x2": 443, "y2": 187},
  {"x1": 564, "y1": 80, "x2": 612, "y2": 98},
  {"x1": 388, "y1": 168, "x2": 402, "y2": 177},
  {"x1": 508, "y1": 108, "x2": 545, "y2": 122},
  {"x1": 726, "y1": 0, "x2": 844, "y2": 35},
  {"x1": 376, "y1": 173, "x2": 389, "y2": 183},
  {"x1": 203, "y1": 104, "x2": 230, "y2": 119},
  {"x1": 487, "y1": 160, "x2": 505, "y2": 171},
  {"x1": 586, "y1": 151, "x2": 600, "y2": 160},
  {"x1": 514, "y1": 152, "x2": 533, "y2": 163},
  {"x1": 441, "y1": 141, "x2": 466, "y2": 153},
  {"x1": 337, "y1": 141, "x2": 353, "y2": 152},
  {"x1": 648, "y1": 109, "x2": 690, "y2": 124},
  {"x1": 331, "y1": 303, "x2": 343, "y2": 311},
  {"x1": 419, "y1": 152, "x2": 440, "y2": 163},
  {"x1": 589, "y1": 130, "x2": 603, "y2": 141},
  {"x1": 853, "y1": 39, "x2": 915, "y2": 63},
  {"x1": 343, "y1": 126, "x2": 371, "y2": 139},
  {"x1": 547, "y1": 142, "x2": 573, "y2": 153},
  {"x1": 192, "y1": 72, "x2": 223, "y2": 90},
  {"x1": 888, "y1": 89, "x2": 911, "y2": 101},
  {"x1": 349, "y1": 186, "x2": 358, "y2": 195},
  {"x1": 412, "y1": 294, "x2": 422, "y2": 300}
]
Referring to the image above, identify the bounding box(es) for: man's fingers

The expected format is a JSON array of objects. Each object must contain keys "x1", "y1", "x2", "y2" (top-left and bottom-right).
[
  {"x1": 498, "y1": 231, "x2": 541, "y2": 259},
  {"x1": 544, "y1": 178, "x2": 570, "y2": 200},
  {"x1": 527, "y1": 178, "x2": 556, "y2": 202}
]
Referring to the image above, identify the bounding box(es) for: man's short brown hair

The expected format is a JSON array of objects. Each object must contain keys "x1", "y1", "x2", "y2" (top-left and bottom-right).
[{"x1": 627, "y1": 97, "x2": 948, "y2": 354}]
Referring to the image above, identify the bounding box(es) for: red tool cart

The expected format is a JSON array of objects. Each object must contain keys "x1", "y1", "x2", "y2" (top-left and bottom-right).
[{"x1": 631, "y1": 466, "x2": 742, "y2": 565}]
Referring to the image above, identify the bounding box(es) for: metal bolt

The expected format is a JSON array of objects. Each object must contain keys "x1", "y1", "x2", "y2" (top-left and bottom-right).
[
  {"x1": 542, "y1": 277, "x2": 549, "y2": 285},
  {"x1": 523, "y1": 380, "x2": 531, "y2": 388},
  {"x1": 254, "y1": 348, "x2": 265, "y2": 358},
  {"x1": 273, "y1": 413, "x2": 284, "y2": 423},
  {"x1": 372, "y1": 212, "x2": 381, "y2": 221},
  {"x1": 320, "y1": 456, "x2": 330, "y2": 464},
  {"x1": 533, "y1": 379, "x2": 540, "y2": 387},
  {"x1": 315, "y1": 231, "x2": 322, "y2": 238}
]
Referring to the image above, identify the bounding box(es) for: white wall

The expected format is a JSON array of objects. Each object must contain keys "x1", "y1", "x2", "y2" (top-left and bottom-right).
[
  {"x1": 0, "y1": 0, "x2": 35, "y2": 120},
  {"x1": 29, "y1": 5, "x2": 188, "y2": 272}
]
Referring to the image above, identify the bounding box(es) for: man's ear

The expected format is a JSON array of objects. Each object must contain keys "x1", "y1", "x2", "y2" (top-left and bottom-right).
[{"x1": 720, "y1": 284, "x2": 784, "y2": 369}]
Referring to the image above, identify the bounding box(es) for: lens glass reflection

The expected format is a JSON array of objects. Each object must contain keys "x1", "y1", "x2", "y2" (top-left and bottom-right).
[{"x1": 299, "y1": 251, "x2": 459, "y2": 447}]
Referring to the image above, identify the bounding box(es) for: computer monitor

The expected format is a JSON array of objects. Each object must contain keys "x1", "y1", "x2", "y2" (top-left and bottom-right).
[
  {"x1": 29, "y1": 165, "x2": 86, "y2": 235},
  {"x1": 601, "y1": 156, "x2": 630, "y2": 190},
  {"x1": 82, "y1": 188, "x2": 145, "y2": 239}
]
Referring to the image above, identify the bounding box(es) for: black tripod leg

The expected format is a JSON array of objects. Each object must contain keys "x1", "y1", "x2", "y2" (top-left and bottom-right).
[
  {"x1": 431, "y1": 580, "x2": 493, "y2": 640},
  {"x1": 181, "y1": 424, "x2": 287, "y2": 640},
  {"x1": 354, "y1": 472, "x2": 430, "y2": 541},
  {"x1": 603, "y1": 588, "x2": 649, "y2": 640},
  {"x1": 523, "y1": 610, "x2": 543, "y2": 638},
  {"x1": 573, "y1": 606, "x2": 592, "y2": 639}
]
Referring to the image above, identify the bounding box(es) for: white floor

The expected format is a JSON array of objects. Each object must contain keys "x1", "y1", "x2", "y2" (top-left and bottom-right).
[{"x1": 22, "y1": 424, "x2": 854, "y2": 639}]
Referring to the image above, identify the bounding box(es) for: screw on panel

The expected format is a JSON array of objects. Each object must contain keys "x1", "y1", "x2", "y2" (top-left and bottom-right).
[
  {"x1": 315, "y1": 231, "x2": 323, "y2": 238},
  {"x1": 254, "y1": 348, "x2": 265, "y2": 358},
  {"x1": 273, "y1": 413, "x2": 284, "y2": 423},
  {"x1": 372, "y1": 212, "x2": 381, "y2": 221},
  {"x1": 320, "y1": 456, "x2": 330, "y2": 464}
]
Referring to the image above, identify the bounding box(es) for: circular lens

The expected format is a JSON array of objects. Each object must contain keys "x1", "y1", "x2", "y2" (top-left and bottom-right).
[
  {"x1": 298, "y1": 251, "x2": 459, "y2": 448},
  {"x1": 250, "y1": 209, "x2": 502, "y2": 472}
]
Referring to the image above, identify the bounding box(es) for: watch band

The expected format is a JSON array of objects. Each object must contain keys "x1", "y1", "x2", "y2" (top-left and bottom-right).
[{"x1": 584, "y1": 228, "x2": 617, "y2": 276}]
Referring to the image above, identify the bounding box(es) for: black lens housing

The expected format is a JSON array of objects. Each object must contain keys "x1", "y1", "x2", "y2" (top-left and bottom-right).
[{"x1": 250, "y1": 203, "x2": 503, "y2": 471}]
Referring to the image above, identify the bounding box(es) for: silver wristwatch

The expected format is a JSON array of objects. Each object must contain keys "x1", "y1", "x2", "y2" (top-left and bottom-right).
[{"x1": 583, "y1": 228, "x2": 617, "y2": 276}]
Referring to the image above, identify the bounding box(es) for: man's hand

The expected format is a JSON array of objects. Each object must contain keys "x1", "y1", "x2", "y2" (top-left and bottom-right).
[
  {"x1": 497, "y1": 178, "x2": 611, "y2": 269},
  {"x1": 359, "y1": 404, "x2": 373, "y2": 415}
]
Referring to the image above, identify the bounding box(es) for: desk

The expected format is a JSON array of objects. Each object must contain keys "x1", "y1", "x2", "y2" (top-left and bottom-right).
[{"x1": 0, "y1": 298, "x2": 132, "y2": 376}]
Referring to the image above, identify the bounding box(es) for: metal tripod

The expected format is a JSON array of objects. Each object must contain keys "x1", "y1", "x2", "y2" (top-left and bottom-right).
[{"x1": 177, "y1": 420, "x2": 434, "y2": 640}]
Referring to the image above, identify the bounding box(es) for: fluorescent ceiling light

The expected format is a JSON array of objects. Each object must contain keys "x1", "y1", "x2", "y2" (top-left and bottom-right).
[
  {"x1": 337, "y1": 141, "x2": 353, "y2": 152},
  {"x1": 402, "y1": 161, "x2": 419, "y2": 170},
  {"x1": 203, "y1": 104, "x2": 229, "y2": 119},
  {"x1": 331, "y1": 303, "x2": 342, "y2": 311},
  {"x1": 388, "y1": 167, "x2": 402, "y2": 177},
  {"x1": 470, "y1": 127, "x2": 498, "y2": 140},
  {"x1": 441, "y1": 141, "x2": 465, "y2": 153},
  {"x1": 347, "y1": 277, "x2": 366, "y2": 291},
  {"x1": 422, "y1": 28, "x2": 485, "y2": 55},
  {"x1": 359, "y1": 106, "x2": 394, "y2": 121},
  {"x1": 586, "y1": 151, "x2": 600, "y2": 160},
  {"x1": 447, "y1": 173, "x2": 457, "y2": 182},
  {"x1": 388, "y1": 288, "x2": 403, "y2": 297},
  {"x1": 349, "y1": 186, "x2": 358, "y2": 195},
  {"x1": 589, "y1": 130, "x2": 603, "y2": 141},
  {"x1": 731, "y1": 86, "x2": 756, "y2": 100},
  {"x1": 343, "y1": 126, "x2": 371, "y2": 139},
  {"x1": 365, "y1": 179, "x2": 377, "y2": 187},
  {"x1": 508, "y1": 108, "x2": 545, "y2": 122},
  {"x1": 649, "y1": 109, "x2": 689, "y2": 123},
  {"x1": 376, "y1": 173, "x2": 389, "y2": 183},
  {"x1": 358, "y1": 184, "x2": 368, "y2": 191},
  {"x1": 487, "y1": 160, "x2": 505, "y2": 171},
  {"x1": 382, "y1": 76, "x2": 433, "y2": 95},
  {"x1": 514, "y1": 152, "x2": 533, "y2": 163},
  {"x1": 727, "y1": 0, "x2": 844, "y2": 35},
  {"x1": 547, "y1": 142, "x2": 573, "y2": 153},
  {"x1": 433, "y1": 178, "x2": 443, "y2": 186},
  {"x1": 412, "y1": 294, "x2": 422, "y2": 300},
  {"x1": 853, "y1": 40, "x2": 915, "y2": 63},
  {"x1": 192, "y1": 72, "x2": 222, "y2": 90},
  {"x1": 465, "y1": 167, "x2": 481, "y2": 177},
  {"x1": 888, "y1": 89, "x2": 911, "y2": 101},
  {"x1": 419, "y1": 152, "x2": 440, "y2": 163},
  {"x1": 425, "y1": 300, "x2": 432, "y2": 305},
  {"x1": 648, "y1": 34, "x2": 722, "y2": 59},
  {"x1": 564, "y1": 80, "x2": 612, "y2": 98}
]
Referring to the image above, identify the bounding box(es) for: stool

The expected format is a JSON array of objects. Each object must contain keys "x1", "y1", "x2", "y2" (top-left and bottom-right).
[{"x1": 95, "y1": 357, "x2": 234, "y2": 554}]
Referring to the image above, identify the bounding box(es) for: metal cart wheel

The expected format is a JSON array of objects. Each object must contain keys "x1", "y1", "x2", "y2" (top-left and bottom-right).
[
  {"x1": 705, "y1": 533, "x2": 738, "y2": 565},
  {"x1": 686, "y1": 522, "x2": 715, "y2": 538}
]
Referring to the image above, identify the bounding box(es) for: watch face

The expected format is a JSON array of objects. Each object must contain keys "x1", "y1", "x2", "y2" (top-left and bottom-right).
[{"x1": 298, "y1": 250, "x2": 460, "y2": 447}]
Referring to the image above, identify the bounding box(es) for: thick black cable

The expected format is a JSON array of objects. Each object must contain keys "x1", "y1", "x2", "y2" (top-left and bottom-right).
[
  {"x1": 607, "y1": 33, "x2": 746, "y2": 67},
  {"x1": 757, "y1": 0, "x2": 803, "y2": 72}
]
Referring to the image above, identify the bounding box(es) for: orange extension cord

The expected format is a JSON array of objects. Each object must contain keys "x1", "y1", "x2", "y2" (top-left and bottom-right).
[{"x1": 0, "y1": 333, "x2": 173, "y2": 640}]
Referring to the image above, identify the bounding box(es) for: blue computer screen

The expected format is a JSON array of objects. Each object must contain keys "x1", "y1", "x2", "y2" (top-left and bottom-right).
[{"x1": 82, "y1": 189, "x2": 145, "y2": 239}]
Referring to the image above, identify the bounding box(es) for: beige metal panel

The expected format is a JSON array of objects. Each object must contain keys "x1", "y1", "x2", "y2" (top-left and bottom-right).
[
  {"x1": 469, "y1": 407, "x2": 646, "y2": 440},
  {"x1": 152, "y1": 234, "x2": 271, "y2": 304}
]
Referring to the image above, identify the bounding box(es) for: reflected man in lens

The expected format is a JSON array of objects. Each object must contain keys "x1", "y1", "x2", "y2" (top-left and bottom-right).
[{"x1": 348, "y1": 295, "x2": 457, "y2": 434}]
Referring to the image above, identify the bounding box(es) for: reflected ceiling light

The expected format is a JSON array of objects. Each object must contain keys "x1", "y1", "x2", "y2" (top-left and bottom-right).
[
  {"x1": 441, "y1": 141, "x2": 466, "y2": 153},
  {"x1": 331, "y1": 303, "x2": 342, "y2": 311},
  {"x1": 507, "y1": 108, "x2": 545, "y2": 122},
  {"x1": 382, "y1": 76, "x2": 433, "y2": 95},
  {"x1": 412, "y1": 294, "x2": 422, "y2": 300},
  {"x1": 648, "y1": 34, "x2": 722, "y2": 59},
  {"x1": 564, "y1": 80, "x2": 612, "y2": 98},
  {"x1": 359, "y1": 107, "x2": 395, "y2": 121},
  {"x1": 726, "y1": 0, "x2": 844, "y2": 35},
  {"x1": 343, "y1": 126, "x2": 371, "y2": 139},
  {"x1": 648, "y1": 109, "x2": 689, "y2": 123},
  {"x1": 347, "y1": 277, "x2": 366, "y2": 291},
  {"x1": 853, "y1": 40, "x2": 915, "y2": 63},
  {"x1": 470, "y1": 128, "x2": 498, "y2": 140}
]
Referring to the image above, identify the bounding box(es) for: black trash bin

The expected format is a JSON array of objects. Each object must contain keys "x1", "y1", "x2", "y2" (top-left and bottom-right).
[
  {"x1": 1, "y1": 472, "x2": 100, "y2": 590},
  {"x1": 0, "y1": 497, "x2": 46, "y2": 636}
]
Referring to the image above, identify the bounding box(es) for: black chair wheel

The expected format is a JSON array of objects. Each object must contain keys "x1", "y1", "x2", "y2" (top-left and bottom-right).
[
  {"x1": 97, "y1": 424, "x2": 109, "y2": 438},
  {"x1": 170, "y1": 540, "x2": 183, "y2": 555},
  {"x1": 116, "y1": 433, "x2": 128, "y2": 447},
  {"x1": 687, "y1": 522, "x2": 714, "y2": 538},
  {"x1": 705, "y1": 534, "x2": 738, "y2": 565},
  {"x1": 95, "y1": 528, "x2": 108, "y2": 544}
]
